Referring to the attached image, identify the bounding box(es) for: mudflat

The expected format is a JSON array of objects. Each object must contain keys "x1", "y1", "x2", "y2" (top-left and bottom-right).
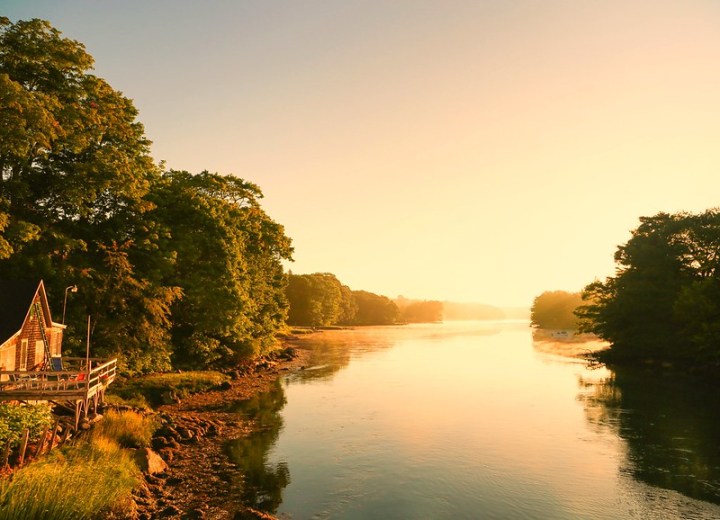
[{"x1": 129, "y1": 345, "x2": 311, "y2": 520}]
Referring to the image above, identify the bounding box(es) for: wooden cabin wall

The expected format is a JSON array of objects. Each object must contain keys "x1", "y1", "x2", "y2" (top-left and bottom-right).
[{"x1": 13, "y1": 293, "x2": 55, "y2": 371}]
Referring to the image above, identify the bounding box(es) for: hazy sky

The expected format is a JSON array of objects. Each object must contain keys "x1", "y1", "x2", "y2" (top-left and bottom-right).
[{"x1": 5, "y1": 1, "x2": 720, "y2": 306}]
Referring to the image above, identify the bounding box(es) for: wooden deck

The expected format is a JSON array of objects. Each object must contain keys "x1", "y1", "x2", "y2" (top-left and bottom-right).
[{"x1": 0, "y1": 357, "x2": 116, "y2": 412}]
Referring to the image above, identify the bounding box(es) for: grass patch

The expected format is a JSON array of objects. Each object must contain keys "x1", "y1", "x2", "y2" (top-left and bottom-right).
[
  {"x1": 92, "y1": 410, "x2": 156, "y2": 449},
  {"x1": 103, "y1": 392, "x2": 151, "y2": 411},
  {"x1": 110, "y1": 371, "x2": 229, "y2": 407},
  {"x1": 0, "y1": 434, "x2": 140, "y2": 519}
]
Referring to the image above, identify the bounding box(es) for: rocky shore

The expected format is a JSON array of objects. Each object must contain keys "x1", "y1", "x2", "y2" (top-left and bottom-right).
[{"x1": 123, "y1": 345, "x2": 311, "y2": 520}]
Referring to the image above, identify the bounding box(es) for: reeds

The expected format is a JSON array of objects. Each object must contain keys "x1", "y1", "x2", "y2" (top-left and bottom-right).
[
  {"x1": 0, "y1": 433, "x2": 140, "y2": 519},
  {"x1": 91, "y1": 409, "x2": 156, "y2": 448}
]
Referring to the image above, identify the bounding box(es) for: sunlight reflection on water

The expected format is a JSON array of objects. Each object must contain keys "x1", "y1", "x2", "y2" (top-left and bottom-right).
[{"x1": 231, "y1": 321, "x2": 720, "y2": 519}]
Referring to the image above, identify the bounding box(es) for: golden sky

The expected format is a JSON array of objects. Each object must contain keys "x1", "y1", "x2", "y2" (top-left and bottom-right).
[{"x1": 7, "y1": 1, "x2": 720, "y2": 306}]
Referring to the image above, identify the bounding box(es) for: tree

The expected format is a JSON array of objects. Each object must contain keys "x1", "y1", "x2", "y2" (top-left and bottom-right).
[
  {"x1": 577, "y1": 210, "x2": 720, "y2": 368},
  {"x1": 0, "y1": 18, "x2": 177, "y2": 373},
  {"x1": 530, "y1": 290, "x2": 583, "y2": 330},
  {"x1": 285, "y1": 273, "x2": 348, "y2": 327},
  {"x1": 149, "y1": 170, "x2": 293, "y2": 368},
  {"x1": 351, "y1": 290, "x2": 399, "y2": 325}
]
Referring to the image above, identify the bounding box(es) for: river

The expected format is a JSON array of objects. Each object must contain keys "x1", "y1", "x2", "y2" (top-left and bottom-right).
[{"x1": 227, "y1": 321, "x2": 720, "y2": 519}]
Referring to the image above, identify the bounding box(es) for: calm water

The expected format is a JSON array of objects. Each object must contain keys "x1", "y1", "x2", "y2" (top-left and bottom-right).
[{"x1": 227, "y1": 321, "x2": 720, "y2": 519}]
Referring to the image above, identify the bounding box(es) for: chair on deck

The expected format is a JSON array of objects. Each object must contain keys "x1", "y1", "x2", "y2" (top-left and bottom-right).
[{"x1": 51, "y1": 356, "x2": 64, "y2": 371}]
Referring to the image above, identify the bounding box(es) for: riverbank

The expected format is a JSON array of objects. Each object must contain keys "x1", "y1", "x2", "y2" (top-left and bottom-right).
[{"x1": 124, "y1": 344, "x2": 312, "y2": 520}]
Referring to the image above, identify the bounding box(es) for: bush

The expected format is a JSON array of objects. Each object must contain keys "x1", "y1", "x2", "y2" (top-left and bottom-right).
[{"x1": 0, "y1": 403, "x2": 53, "y2": 447}]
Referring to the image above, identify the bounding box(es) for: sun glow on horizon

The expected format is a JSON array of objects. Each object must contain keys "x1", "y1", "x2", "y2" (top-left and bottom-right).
[{"x1": 6, "y1": 1, "x2": 720, "y2": 306}]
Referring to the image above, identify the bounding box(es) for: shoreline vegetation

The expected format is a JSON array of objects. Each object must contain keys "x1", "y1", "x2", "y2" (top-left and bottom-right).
[{"x1": 1, "y1": 343, "x2": 309, "y2": 519}]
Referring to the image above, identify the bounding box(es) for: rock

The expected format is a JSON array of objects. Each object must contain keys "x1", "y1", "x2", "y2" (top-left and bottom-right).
[
  {"x1": 152, "y1": 436, "x2": 169, "y2": 450},
  {"x1": 161, "y1": 390, "x2": 180, "y2": 405},
  {"x1": 158, "y1": 448, "x2": 175, "y2": 462},
  {"x1": 183, "y1": 508, "x2": 206, "y2": 519},
  {"x1": 177, "y1": 428, "x2": 193, "y2": 440},
  {"x1": 234, "y1": 508, "x2": 278, "y2": 520},
  {"x1": 134, "y1": 448, "x2": 169, "y2": 475},
  {"x1": 160, "y1": 504, "x2": 181, "y2": 517}
]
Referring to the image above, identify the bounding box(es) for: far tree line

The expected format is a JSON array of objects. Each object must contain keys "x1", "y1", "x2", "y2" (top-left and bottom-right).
[{"x1": 285, "y1": 273, "x2": 443, "y2": 327}]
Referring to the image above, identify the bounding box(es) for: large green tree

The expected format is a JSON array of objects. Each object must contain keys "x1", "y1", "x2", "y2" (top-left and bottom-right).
[
  {"x1": 149, "y1": 171, "x2": 292, "y2": 368},
  {"x1": 0, "y1": 18, "x2": 178, "y2": 373},
  {"x1": 577, "y1": 210, "x2": 720, "y2": 368}
]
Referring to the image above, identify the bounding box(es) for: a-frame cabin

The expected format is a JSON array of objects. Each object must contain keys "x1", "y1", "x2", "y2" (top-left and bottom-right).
[{"x1": 0, "y1": 280, "x2": 117, "y2": 429}]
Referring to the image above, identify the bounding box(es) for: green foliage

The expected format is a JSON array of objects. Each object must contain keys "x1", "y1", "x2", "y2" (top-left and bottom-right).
[
  {"x1": 0, "y1": 403, "x2": 52, "y2": 447},
  {"x1": 0, "y1": 434, "x2": 140, "y2": 519},
  {"x1": 91, "y1": 410, "x2": 156, "y2": 448},
  {"x1": 286, "y1": 273, "x2": 351, "y2": 327},
  {"x1": 111, "y1": 371, "x2": 229, "y2": 407},
  {"x1": 0, "y1": 17, "x2": 179, "y2": 374},
  {"x1": 578, "y1": 210, "x2": 720, "y2": 368},
  {"x1": 0, "y1": 18, "x2": 293, "y2": 374},
  {"x1": 149, "y1": 170, "x2": 293, "y2": 367},
  {"x1": 285, "y1": 273, "x2": 399, "y2": 326},
  {"x1": 530, "y1": 290, "x2": 583, "y2": 330}
]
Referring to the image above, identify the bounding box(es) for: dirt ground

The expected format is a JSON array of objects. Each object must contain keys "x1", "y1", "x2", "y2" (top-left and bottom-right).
[{"x1": 129, "y1": 345, "x2": 312, "y2": 520}]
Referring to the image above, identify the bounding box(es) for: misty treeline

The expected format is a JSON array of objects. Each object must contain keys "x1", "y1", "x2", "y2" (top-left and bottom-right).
[
  {"x1": 530, "y1": 291, "x2": 583, "y2": 330},
  {"x1": 0, "y1": 18, "x2": 293, "y2": 374},
  {"x1": 576, "y1": 210, "x2": 720, "y2": 371},
  {"x1": 285, "y1": 273, "x2": 443, "y2": 327}
]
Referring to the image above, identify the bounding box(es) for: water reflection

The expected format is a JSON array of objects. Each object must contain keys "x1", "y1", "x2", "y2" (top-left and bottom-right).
[
  {"x1": 289, "y1": 328, "x2": 394, "y2": 383},
  {"x1": 580, "y1": 368, "x2": 720, "y2": 504},
  {"x1": 225, "y1": 381, "x2": 290, "y2": 513}
]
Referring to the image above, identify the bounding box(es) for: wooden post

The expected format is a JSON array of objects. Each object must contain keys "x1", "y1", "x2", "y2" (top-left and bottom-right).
[
  {"x1": 18, "y1": 429, "x2": 30, "y2": 467},
  {"x1": 2, "y1": 442, "x2": 10, "y2": 469},
  {"x1": 49, "y1": 418, "x2": 61, "y2": 450},
  {"x1": 33, "y1": 423, "x2": 50, "y2": 459},
  {"x1": 60, "y1": 423, "x2": 72, "y2": 445}
]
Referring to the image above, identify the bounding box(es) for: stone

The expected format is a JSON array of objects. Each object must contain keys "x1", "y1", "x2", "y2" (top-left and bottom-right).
[
  {"x1": 160, "y1": 390, "x2": 180, "y2": 405},
  {"x1": 160, "y1": 504, "x2": 181, "y2": 517},
  {"x1": 134, "y1": 448, "x2": 169, "y2": 475}
]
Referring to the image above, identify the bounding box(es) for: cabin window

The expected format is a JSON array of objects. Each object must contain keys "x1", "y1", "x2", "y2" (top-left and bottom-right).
[
  {"x1": 51, "y1": 331, "x2": 62, "y2": 356},
  {"x1": 35, "y1": 340, "x2": 45, "y2": 367},
  {"x1": 19, "y1": 339, "x2": 28, "y2": 370}
]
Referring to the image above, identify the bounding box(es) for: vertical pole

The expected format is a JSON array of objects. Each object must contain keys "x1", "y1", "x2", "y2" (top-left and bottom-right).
[
  {"x1": 18, "y1": 429, "x2": 30, "y2": 467},
  {"x1": 86, "y1": 315, "x2": 91, "y2": 374},
  {"x1": 33, "y1": 423, "x2": 50, "y2": 458},
  {"x1": 49, "y1": 418, "x2": 61, "y2": 451},
  {"x1": 2, "y1": 442, "x2": 10, "y2": 468}
]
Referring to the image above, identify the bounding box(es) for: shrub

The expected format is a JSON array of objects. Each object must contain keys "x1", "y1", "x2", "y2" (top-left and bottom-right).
[{"x1": 0, "y1": 403, "x2": 53, "y2": 447}]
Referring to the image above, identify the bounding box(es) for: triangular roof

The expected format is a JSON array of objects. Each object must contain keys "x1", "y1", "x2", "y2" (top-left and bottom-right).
[{"x1": 0, "y1": 280, "x2": 52, "y2": 343}]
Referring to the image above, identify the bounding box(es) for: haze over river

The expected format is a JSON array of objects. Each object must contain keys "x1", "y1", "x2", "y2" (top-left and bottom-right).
[{"x1": 229, "y1": 321, "x2": 720, "y2": 519}]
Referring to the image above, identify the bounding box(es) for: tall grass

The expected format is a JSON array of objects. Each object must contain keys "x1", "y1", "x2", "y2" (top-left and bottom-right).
[
  {"x1": 92, "y1": 410, "x2": 156, "y2": 448},
  {"x1": 0, "y1": 435, "x2": 140, "y2": 520}
]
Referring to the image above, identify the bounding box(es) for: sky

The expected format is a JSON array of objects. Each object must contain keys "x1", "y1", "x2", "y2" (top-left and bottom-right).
[{"x1": 4, "y1": 1, "x2": 720, "y2": 307}]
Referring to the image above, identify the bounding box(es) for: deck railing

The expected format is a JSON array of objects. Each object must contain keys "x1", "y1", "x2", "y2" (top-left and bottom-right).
[{"x1": 0, "y1": 357, "x2": 117, "y2": 397}]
